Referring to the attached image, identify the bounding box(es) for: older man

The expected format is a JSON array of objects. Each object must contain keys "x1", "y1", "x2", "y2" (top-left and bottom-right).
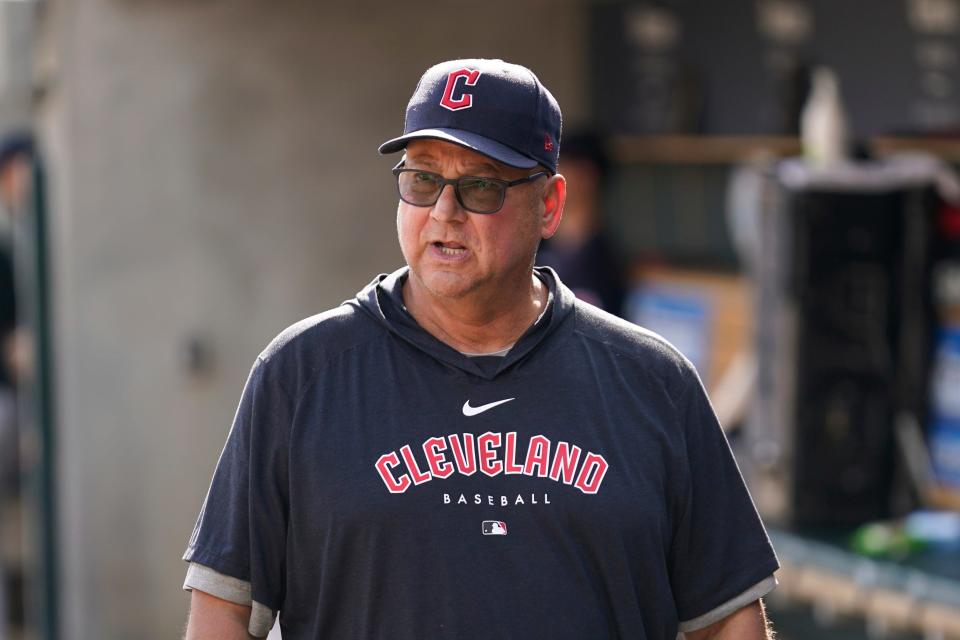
[{"x1": 182, "y1": 58, "x2": 779, "y2": 639}]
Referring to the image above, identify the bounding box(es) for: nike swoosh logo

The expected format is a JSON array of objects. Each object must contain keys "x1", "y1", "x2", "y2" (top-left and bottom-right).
[{"x1": 462, "y1": 397, "x2": 515, "y2": 417}]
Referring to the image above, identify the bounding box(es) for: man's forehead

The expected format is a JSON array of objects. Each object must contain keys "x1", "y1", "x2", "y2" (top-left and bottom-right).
[{"x1": 404, "y1": 139, "x2": 507, "y2": 173}]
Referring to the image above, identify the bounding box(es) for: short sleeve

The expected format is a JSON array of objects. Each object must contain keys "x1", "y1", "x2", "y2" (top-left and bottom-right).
[
  {"x1": 182, "y1": 356, "x2": 291, "y2": 616},
  {"x1": 669, "y1": 373, "x2": 779, "y2": 626}
]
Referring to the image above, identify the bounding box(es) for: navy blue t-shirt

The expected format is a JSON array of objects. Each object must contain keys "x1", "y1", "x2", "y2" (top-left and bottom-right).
[{"x1": 184, "y1": 267, "x2": 778, "y2": 638}]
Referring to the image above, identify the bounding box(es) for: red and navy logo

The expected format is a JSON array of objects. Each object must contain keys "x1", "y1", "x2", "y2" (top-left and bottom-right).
[
  {"x1": 482, "y1": 520, "x2": 508, "y2": 535},
  {"x1": 440, "y1": 68, "x2": 481, "y2": 111}
]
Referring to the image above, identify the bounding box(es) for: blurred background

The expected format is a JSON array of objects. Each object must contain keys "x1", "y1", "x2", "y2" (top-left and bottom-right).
[{"x1": 0, "y1": 0, "x2": 958, "y2": 638}]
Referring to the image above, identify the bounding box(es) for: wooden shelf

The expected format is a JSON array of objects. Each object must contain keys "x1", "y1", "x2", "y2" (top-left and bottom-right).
[
  {"x1": 610, "y1": 135, "x2": 800, "y2": 164},
  {"x1": 610, "y1": 135, "x2": 960, "y2": 165},
  {"x1": 872, "y1": 137, "x2": 960, "y2": 163}
]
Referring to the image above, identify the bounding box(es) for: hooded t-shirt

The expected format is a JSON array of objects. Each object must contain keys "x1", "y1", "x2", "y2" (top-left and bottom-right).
[{"x1": 183, "y1": 267, "x2": 779, "y2": 639}]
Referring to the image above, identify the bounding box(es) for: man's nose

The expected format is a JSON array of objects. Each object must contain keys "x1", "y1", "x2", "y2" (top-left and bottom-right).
[{"x1": 431, "y1": 183, "x2": 467, "y2": 222}]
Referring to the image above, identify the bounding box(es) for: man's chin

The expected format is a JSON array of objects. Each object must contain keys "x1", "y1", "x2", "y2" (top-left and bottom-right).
[{"x1": 411, "y1": 269, "x2": 477, "y2": 301}]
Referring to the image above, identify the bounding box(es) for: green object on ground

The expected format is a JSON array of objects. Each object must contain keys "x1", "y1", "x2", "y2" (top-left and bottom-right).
[{"x1": 850, "y1": 522, "x2": 926, "y2": 559}]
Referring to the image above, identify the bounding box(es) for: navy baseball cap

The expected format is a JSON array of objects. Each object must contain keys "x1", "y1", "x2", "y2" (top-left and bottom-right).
[{"x1": 378, "y1": 58, "x2": 562, "y2": 174}]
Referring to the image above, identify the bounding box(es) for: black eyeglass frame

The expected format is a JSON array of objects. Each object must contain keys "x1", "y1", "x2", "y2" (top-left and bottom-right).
[{"x1": 391, "y1": 161, "x2": 549, "y2": 214}]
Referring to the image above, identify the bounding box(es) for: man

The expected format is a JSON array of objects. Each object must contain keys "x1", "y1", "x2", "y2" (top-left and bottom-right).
[{"x1": 183, "y1": 58, "x2": 779, "y2": 639}]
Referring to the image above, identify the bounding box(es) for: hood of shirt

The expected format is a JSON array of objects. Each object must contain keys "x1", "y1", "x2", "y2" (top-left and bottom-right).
[{"x1": 351, "y1": 266, "x2": 576, "y2": 381}]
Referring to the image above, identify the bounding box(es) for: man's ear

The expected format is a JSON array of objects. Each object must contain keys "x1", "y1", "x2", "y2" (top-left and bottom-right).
[{"x1": 540, "y1": 173, "x2": 566, "y2": 240}]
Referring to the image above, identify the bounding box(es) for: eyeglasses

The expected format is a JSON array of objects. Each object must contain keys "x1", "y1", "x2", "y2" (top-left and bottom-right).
[{"x1": 392, "y1": 161, "x2": 549, "y2": 214}]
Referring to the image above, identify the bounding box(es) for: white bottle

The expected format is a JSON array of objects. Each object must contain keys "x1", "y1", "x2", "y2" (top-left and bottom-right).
[{"x1": 800, "y1": 66, "x2": 849, "y2": 168}]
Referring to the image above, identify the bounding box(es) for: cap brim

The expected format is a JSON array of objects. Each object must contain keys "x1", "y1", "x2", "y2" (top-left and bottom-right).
[{"x1": 378, "y1": 128, "x2": 537, "y2": 170}]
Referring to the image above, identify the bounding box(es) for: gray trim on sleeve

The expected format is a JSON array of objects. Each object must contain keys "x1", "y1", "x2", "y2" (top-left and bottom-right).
[
  {"x1": 183, "y1": 562, "x2": 278, "y2": 638},
  {"x1": 677, "y1": 574, "x2": 778, "y2": 633},
  {"x1": 249, "y1": 602, "x2": 277, "y2": 638},
  {"x1": 183, "y1": 562, "x2": 251, "y2": 604}
]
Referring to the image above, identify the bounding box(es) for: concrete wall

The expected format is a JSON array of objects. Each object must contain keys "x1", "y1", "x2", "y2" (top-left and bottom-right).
[
  {"x1": 0, "y1": 1, "x2": 35, "y2": 135},
  {"x1": 35, "y1": 0, "x2": 588, "y2": 637}
]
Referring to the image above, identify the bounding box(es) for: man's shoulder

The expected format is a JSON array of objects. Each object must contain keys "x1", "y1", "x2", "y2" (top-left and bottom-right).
[
  {"x1": 257, "y1": 301, "x2": 383, "y2": 372},
  {"x1": 571, "y1": 299, "x2": 694, "y2": 378}
]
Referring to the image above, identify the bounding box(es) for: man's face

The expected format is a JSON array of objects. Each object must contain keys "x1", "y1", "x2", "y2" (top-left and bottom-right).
[{"x1": 396, "y1": 139, "x2": 562, "y2": 303}]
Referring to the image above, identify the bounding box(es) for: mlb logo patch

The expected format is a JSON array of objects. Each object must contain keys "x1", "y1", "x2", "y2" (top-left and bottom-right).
[{"x1": 482, "y1": 520, "x2": 507, "y2": 535}]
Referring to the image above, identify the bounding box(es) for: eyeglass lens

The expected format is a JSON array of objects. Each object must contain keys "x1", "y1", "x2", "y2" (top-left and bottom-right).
[{"x1": 397, "y1": 171, "x2": 504, "y2": 213}]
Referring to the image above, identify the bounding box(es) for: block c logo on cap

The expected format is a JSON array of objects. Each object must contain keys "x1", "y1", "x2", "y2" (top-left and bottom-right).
[{"x1": 440, "y1": 68, "x2": 481, "y2": 111}]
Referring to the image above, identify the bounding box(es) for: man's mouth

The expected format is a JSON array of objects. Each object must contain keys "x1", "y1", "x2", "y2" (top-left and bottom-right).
[{"x1": 433, "y1": 241, "x2": 467, "y2": 256}]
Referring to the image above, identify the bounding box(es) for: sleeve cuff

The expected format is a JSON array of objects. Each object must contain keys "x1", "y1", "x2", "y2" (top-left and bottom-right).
[
  {"x1": 183, "y1": 562, "x2": 277, "y2": 638},
  {"x1": 677, "y1": 574, "x2": 777, "y2": 633}
]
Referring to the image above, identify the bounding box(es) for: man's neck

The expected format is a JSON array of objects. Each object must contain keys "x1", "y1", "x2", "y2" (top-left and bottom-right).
[{"x1": 402, "y1": 272, "x2": 548, "y2": 354}]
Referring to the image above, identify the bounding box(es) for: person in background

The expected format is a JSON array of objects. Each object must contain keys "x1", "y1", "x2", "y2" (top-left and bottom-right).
[
  {"x1": 0, "y1": 132, "x2": 32, "y2": 640},
  {"x1": 537, "y1": 130, "x2": 626, "y2": 316}
]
